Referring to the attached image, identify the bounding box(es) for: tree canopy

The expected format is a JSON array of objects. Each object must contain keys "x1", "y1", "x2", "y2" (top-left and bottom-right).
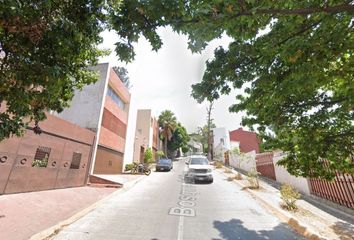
[
  {"x1": 158, "y1": 110, "x2": 177, "y2": 156},
  {"x1": 0, "y1": 0, "x2": 113, "y2": 140},
  {"x1": 158, "y1": 110, "x2": 189, "y2": 158},
  {"x1": 168, "y1": 123, "x2": 190, "y2": 153},
  {"x1": 1, "y1": 1, "x2": 353, "y2": 178},
  {"x1": 112, "y1": 66, "x2": 131, "y2": 89},
  {"x1": 111, "y1": 1, "x2": 354, "y2": 179}
]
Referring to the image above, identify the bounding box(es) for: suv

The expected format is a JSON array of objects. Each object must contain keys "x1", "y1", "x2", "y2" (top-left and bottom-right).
[{"x1": 185, "y1": 155, "x2": 213, "y2": 183}]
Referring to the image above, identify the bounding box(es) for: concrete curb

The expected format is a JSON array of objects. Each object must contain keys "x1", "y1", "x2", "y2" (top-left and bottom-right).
[
  {"x1": 217, "y1": 168, "x2": 323, "y2": 240},
  {"x1": 30, "y1": 175, "x2": 146, "y2": 240}
]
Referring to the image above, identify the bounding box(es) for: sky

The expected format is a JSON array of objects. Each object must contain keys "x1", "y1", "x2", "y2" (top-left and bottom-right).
[
  {"x1": 99, "y1": 27, "x2": 246, "y2": 134},
  {"x1": 99, "y1": 27, "x2": 250, "y2": 164}
]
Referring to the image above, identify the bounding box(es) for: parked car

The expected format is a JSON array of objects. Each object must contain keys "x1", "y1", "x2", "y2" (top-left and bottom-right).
[
  {"x1": 185, "y1": 155, "x2": 213, "y2": 183},
  {"x1": 156, "y1": 158, "x2": 173, "y2": 171}
]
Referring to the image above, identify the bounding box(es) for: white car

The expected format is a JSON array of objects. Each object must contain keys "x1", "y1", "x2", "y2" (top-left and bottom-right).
[{"x1": 185, "y1": 155, "x2": 213, "y2": 183}]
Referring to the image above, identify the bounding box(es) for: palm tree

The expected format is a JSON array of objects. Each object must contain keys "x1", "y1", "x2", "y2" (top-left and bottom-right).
[{"x1": 158, "y1": 110, "x2": 177, "y2": 157}]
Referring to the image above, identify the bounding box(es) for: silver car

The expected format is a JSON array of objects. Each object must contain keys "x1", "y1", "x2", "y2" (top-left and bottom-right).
[{"x1": 185, "y1": 156, "x2": 213, "y2": 183}]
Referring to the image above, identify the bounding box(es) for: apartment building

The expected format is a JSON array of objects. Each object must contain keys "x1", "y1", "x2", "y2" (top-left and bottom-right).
[
  {"x1": 133, "y1": 109, "x2": 159, "y2": 163},
  {"x1": 57, "y1": 63, "x2": 130, "y2": 174}
]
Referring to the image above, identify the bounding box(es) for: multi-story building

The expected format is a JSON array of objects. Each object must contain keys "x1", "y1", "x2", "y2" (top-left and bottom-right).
[
  {"x1": 229, "y1": 127, "x2": 261, "y2": 153},
  {"x1": 133, "y1": 109, "x2": 159, "y2": 163},
  {"x1": 212, "y1": 127, "x2": 231, "y2": 163},
  {"x1": 57, "y1": 63, "x2": 130, "y2": 174}
]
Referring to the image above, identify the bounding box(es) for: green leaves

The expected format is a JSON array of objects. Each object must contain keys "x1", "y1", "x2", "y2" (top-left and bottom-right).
[
  {"x1": 0, "y1": 0, "x2": 108, "y2": 140},
  {"x1": 1, "y1": 0, "x2": 353, "y2": 178},
  {"x1": 109, "y1": 0, "x2": 354, "y2": 178}
]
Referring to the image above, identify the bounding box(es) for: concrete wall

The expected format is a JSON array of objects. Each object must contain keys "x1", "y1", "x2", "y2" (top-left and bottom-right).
[
  {"x1": 0, "y1": 114, "x2": 95, "y2": 194},
  {"x1": 273, "y1": 152, "x2": 311, "y2": 195},
  {"x1": 93, "y1": 146, "x2": 123, "y2": 174},
  {"x1": 133, "y1": 109, "x2": 153, "y2": 162},
  {"x1": 56, "y1": 63, "x2": 109, "y2": 131},
  {"x1": 230, "y1": 151, "x2": 257, "y2": 172}
]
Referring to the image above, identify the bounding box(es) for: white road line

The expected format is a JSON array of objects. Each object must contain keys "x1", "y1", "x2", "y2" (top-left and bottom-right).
[
  {"x1": 177, "y1": 183, "x2": 186, "y2": 240},
  {"x1": 177, "y1": 214, "x2": 184, "y2": 240}
]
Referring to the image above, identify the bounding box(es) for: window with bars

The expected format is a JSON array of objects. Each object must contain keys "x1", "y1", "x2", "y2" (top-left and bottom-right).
[
  {"x1": 32, "y1": 146, "x2": 51, "y2": 167},
  {"x1": 70, "y1": 152, "x2": 82, "y2": 169}
]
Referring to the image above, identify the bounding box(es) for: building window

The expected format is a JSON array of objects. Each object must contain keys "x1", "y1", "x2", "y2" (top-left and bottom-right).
[
  {"x1": 70, "y1": 152, "x2": 82, "y2": 169},
  {"x1": 220, "y1": 138, "x2": 224, "y2": 145},
  {"x1": 32, "y1": 146, "x2": 51, "y2": 167},
  {"x1": 107, "y1": 86, "x2": 125, "y2": 110}
]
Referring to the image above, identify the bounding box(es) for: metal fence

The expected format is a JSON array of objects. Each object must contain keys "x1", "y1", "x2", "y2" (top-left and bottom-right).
[{"x1": 309, "y1": 173, "x2": 354, "y2": 209}]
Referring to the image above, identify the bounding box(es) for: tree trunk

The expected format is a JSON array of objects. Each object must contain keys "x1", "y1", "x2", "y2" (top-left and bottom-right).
[
  {"x1": 207, "y1": 101, "x2": 213, "y2": 161},
  {"x1": 164, "y1": 138, "x2": 168, "y2": 157}
]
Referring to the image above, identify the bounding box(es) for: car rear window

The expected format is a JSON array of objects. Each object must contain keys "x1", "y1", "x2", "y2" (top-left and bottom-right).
[{"x1": 158, "y1": 159, "x2": 171, "y2": 164}]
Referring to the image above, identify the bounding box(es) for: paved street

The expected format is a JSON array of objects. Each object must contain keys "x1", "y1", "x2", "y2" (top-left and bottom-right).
[{"x1": 53, "y1": 159, "x2": 303, "y2": 240}]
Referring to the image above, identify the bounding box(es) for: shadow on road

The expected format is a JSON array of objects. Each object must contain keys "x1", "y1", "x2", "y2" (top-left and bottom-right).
[
  {"x1": 331, "y1": 221, "x2": 354, "y2": 240},
  {"x1": 212, "y1": 218, "x2": 303, "y2": 240}
]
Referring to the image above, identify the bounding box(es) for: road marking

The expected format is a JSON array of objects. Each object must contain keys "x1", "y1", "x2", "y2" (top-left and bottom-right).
[
  {"x1": 177, "y1": 214, "x2": 185, "y2": 240},
  {"x1": 169, "y1": 207, "x2": 195, "y2": 217},
  {"x1": 179, "y1": 200, "x2": 196, "y2": 207},
  {"x1": 177, "y1": 183, "x2": 185, "y2": 240}
]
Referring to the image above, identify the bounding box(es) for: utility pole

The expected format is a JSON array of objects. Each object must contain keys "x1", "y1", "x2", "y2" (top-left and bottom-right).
[{"x1": 206, "y1": 101, "x2": 213, "y2": 161}]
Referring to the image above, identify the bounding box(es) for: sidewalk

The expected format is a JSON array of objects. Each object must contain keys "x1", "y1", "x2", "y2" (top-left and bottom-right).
[
  {"x1": 0, "y1": 174, "x2": 144, "y2": 240},
  {"x1": 217, "y1": 167, "x2": 354, "y2": 240}
]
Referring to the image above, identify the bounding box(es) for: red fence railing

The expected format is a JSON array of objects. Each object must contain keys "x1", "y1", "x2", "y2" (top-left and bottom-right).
[
  {"x1": 309, "y1": 173, "x2": 354, "y2": 209},
  {"x1": 256, "y1": 152, "x2": 276, "y2": 181}
]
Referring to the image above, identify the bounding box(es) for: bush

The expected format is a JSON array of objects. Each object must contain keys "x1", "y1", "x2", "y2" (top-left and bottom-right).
[
  {"x1": 247, "y1": 168, "x2": 260, "y2": 189},
  {"x1": 125, "y1": 163, "x2": 135, "y2": 172},
  {"x1": 32, "y1": 154, "x2": 49, "y2": 167},
  {"x1": 280, "y1": 184, "x2": 301, "y2": 211},
  {"x1": 156, "y1": 150, "x2": 165, "y2": 159},
  {"x1": 215, "y1": 161, "x2": 223, "y2": 169},
  {"x1": 234, "y1": 172, "x2": 243, "y2": 180},
  {"x1": 144, "y1": 148, "x2": 153, "y2": 164}
]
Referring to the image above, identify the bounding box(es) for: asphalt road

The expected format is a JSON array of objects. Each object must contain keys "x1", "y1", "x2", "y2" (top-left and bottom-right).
[{"x1": 53, "y1": 158, "x2": 304, "y2": 240}]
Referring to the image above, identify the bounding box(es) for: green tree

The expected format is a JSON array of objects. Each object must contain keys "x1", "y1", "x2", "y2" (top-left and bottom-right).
[
  {"x1": 112, "y1": 66, "x2": 131, "y2": 89},
  {"x1": 168, "y1": 123, "x2": 190, "y2": 157},
  {"x1": 196, "y1": 121, "x2": 216, "y2": 154},
  {"x1": 0, "y1": 0, "x2": 114, "y2": 140},
  {"x1": 158, "y1": 110, "x2": 177, "y2": 156},
  {"x1": 110, "y1": 1, "x2": 354, "y2": 179}
]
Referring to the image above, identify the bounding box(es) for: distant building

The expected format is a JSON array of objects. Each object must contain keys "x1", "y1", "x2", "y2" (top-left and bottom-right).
[
  {"x1": 133, "y1": 109, "x2": 159, "y2": 163},
  {"x1": 229, "y1": 127, "x2": 261, "y2": 153},
  {"x1": 212, "y1": 127, "x2": 231, "y2": 164},
  {"x1": 57, "y1": 63, "x2": 131, "y2": 174},
  {"x1": 187, "y1": 139, "x2": 203, "y2": 154}
]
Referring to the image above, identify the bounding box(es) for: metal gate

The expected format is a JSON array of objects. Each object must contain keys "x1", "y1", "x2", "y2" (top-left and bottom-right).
[{"x1": 256, "y1": 152, "x2": 276, "y2": 181}]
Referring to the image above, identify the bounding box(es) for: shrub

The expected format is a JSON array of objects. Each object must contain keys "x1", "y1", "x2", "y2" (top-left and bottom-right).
[
  {"x1": 234, "y1": 172, "x2": 243, "y2": 180},
  {"x1": 280, "y1": 184, "x2": 301, "y2": 211},
  {"x1": 144, "y1": 148, "x2": 153, "y2": 164},
  {"x1": 156, "y1": 150, "x2": 165, "y2": 159},
  {"x1": 125, "y1": 163, "x2": 134, "y2": 172},
  {"x1": 32, "y1": 154, "x2": 49, "y2": 167},
  {"x1": 247, "y1": 168, "x2": 260, "y2": 189},
  {"x1": 227, "y1": 176, "x2": 234, "y2": 181},
  {"x1": 215, "y1": 161, "x2": 223, "y2": 169}
]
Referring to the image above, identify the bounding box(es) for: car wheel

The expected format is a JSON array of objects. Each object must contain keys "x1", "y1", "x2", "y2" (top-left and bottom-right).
[{"x1": 209, "y1": 179, "x2": 214, "y2": 184}]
